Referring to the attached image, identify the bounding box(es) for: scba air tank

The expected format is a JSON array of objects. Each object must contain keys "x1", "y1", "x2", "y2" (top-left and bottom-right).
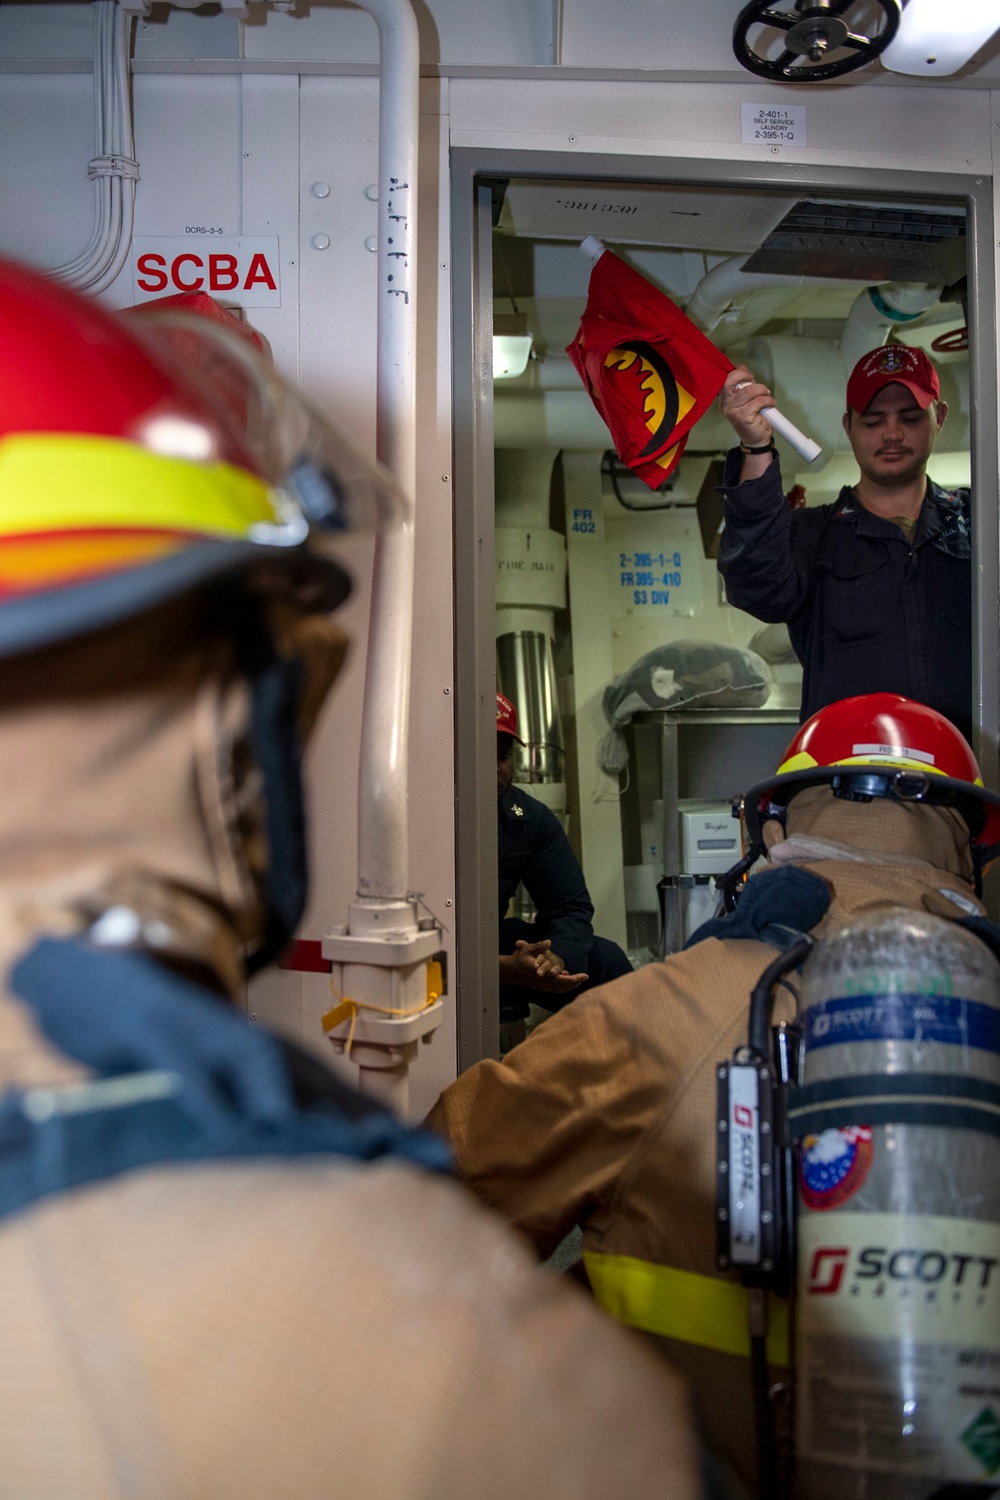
[{"x1": 790, "y1": 909, "x2": 1000, "y2": 1499}]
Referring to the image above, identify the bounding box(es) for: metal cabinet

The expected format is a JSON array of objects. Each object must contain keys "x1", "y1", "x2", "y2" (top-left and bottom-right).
[{"x1": 631, "y1": 709, "x2": 799, "y2": 954}]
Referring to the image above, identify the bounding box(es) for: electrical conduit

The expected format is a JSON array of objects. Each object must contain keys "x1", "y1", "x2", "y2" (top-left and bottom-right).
[{"x1": 53, "y1": 2, "x2": 138, "y2": 295}]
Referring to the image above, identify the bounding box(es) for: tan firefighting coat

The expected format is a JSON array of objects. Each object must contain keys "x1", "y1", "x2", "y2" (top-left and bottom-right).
[
  {"x1": 0, "y1": 602, "x2": 698, "y2": 1500},
  {"x1": 429, "y1": 788, "x2": 984, "y2": 1491}
]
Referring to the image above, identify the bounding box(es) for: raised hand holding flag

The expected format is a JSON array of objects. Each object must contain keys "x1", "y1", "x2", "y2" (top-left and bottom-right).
[{"x1": 566, "y1": 239, "x2": 819, "y2": 489}]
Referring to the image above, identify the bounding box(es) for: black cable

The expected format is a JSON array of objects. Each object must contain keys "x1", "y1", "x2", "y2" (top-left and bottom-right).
[
  {"x1": 601, "y1": 450, "x2": 677, "y2": 512},
  {"x1": 716, "y1": 842, "x2": 763, "y2": 913},
  {"x1": 747, "y1": 937, "x2": 812, "y2": 1058},
  {"x1": 743, "y1": 951, "x2": 810, "y2": 1499},
  {"x1": 776, "y1": 976, "x2": 800, "y2": 1006},
  {"x1": 924, "y1": 1485, "x2": 1000, "y2": 1498},
  {"x1": 750, "y1": 1330, "x2": 778, "y2": 1500}
]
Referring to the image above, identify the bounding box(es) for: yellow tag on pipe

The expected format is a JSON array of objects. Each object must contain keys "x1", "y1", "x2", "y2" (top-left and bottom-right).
[
  {"x1": 426, "y1": 959, "x2": 444, "y2": 1004},
  {"x1": 321, "y1": 999, "x2": 356, "y2": 1034}
]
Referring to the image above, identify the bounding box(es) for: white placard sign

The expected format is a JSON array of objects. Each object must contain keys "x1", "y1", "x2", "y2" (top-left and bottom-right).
[
  {"x1": 741, "y1": 103, "x2": 807, "y2": 147},
  {"x1": 131, "y1": 236, "x2": 281, "y2": 307}
]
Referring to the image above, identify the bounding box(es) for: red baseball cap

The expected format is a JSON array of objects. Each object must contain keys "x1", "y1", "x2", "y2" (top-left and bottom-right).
[
  {"x1": 496, "y1": 693, "x2": 524, "y2": 742},
  {"x1": 846, "y1": 344, "x2": 940, "y2": 414}
]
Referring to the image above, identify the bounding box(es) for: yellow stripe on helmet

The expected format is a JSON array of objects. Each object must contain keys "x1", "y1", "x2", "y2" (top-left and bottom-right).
[
  {"x1": 0, "y1": 433, "x2": 279, "y2": 540},
  {"x1": 776, "y1": 749, "x2": 949, "y2": 778},
  {"x1": 775, "y1": 750, "x2": 819, "y2": 774}
]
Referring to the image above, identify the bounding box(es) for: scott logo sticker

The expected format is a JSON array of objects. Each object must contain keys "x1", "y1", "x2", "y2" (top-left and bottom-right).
[{"x1": 808, "y1": 1246, "x2": 849, "y2": 1295}]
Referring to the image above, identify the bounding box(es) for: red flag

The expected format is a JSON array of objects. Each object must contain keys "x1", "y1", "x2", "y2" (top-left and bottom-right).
[{"x1": 566, "y1": 251, "x2": 733, "y2": 489}]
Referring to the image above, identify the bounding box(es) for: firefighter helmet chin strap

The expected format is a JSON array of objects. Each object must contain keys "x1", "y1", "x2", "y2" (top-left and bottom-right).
[
  {"x1": 227, "y1": 590, "x2": 310, "y2": 978},
  {"x1": 246, "y1": 647, "x2": 308, "y2": 976}
]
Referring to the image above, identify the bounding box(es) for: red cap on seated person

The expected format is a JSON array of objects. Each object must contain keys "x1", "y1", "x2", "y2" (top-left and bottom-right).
[
  {"x1": 496, "y1": 693, "x2": 525, "y2": 744},
  {"x1": 846, "y1": 344, "x2": 940, "y2": 414}
]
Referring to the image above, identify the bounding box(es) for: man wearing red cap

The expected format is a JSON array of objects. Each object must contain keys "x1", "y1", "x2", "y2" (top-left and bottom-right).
[
  {"x1": 716, "y1": 344, "x2": 970, "y2": 737},
  {"x1": 496, "y1": 693, "x2": 631, "y2": 1044}
]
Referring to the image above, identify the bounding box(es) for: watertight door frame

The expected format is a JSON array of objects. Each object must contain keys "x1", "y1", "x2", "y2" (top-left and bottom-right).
[{"x1": 450, "y1": 147, "x2": 999, "y2": 1072}]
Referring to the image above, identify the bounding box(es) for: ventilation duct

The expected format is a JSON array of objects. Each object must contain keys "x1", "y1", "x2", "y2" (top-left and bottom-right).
[{"x1": 742, "y1": 200, "x2": 967, "y2": 284}]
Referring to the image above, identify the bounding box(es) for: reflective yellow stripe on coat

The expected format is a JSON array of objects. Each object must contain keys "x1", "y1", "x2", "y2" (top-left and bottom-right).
[{"x1": 584, "y1": 1252, "x2": 790, "y2": 1366}]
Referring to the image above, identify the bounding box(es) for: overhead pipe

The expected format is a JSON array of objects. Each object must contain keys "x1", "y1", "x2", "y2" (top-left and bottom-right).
[
  {"x1": 498, "y1": 353, "x2": 583, "y2": 391},
  {"x1": 684, "y1": 252, "x2": 874, "y2": 336},
  {"x1": 494, "y1": 390, "x2": 617, "y2": 449},
  {"x1": 839, "y1": 283, "x2": 941, "y2": 376}
]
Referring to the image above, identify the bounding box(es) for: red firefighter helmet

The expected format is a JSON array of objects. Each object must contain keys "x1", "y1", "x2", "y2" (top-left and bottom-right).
[
  {"x1": 128, "y1": 288, "x2": 271, "y2": 357},
  {"x1": 0, "y1": 256, "x2": 401, "y2": 658},
  {"x1": 742, "y1": 693, "x2": 1000, "y2": 862}
]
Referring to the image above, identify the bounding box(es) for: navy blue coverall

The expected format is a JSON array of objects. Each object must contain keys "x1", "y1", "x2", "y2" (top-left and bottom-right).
[
  {"x1": 716, "y1": 450, "x2": 972, "y2": 739},
  {"x1": 498, "y1": 784, "x2": 631, "y2": 1020}
]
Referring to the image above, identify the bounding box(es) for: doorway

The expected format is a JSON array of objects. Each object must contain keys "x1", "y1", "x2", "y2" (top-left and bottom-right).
[{"x1": 451, "y1": 149, "x2": 997, "y2": 1070}]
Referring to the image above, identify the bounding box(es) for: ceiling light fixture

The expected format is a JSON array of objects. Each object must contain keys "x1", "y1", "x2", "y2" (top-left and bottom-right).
[
  {"x1": 493, "y1": 314, "x2": 534, "y2": 380},
  {"x1": 493, "y1": 238, "x2": 534, "y2": 380},
  {"x1": 881, "y1": 0, "x2": 1000, "y2": 76}
]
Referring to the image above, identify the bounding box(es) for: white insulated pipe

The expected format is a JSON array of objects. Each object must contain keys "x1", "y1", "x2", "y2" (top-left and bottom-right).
[
  {"x1": 683, "y1": 252, "x2": 865, "y2": 337},
  {"x1": 839, "y1": 283, "x2": 942, "y2": 377},
  {"x1": 495, "y1": 450, "x2": 557, "y2": 528},
  {"x1": 352, "y1": 0, "x2": 419, "y2": 902}
]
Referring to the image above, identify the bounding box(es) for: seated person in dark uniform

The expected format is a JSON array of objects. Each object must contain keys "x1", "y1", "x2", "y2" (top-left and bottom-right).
[{"x1": 496, "y1": 694, "x2": 632, "y2": 1037}]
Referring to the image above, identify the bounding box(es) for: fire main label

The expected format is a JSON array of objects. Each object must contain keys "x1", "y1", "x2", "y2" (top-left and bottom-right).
[{"x1": 797, "y1": 1211, "x2": 1000, "y2": 1480}]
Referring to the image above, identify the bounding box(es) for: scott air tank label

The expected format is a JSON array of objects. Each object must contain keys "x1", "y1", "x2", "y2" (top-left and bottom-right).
[
  {"x1": 804, "y1": 993, "x2": 1000, "y2": 1054},
  {"x1": 798, "y1": 1211, "x2": 1000, "y2": 1481}
]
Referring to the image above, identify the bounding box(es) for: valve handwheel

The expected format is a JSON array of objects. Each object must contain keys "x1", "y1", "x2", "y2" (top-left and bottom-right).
[{"x1": 733, "y1": 0, "x2": 901, "y2": 83}]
